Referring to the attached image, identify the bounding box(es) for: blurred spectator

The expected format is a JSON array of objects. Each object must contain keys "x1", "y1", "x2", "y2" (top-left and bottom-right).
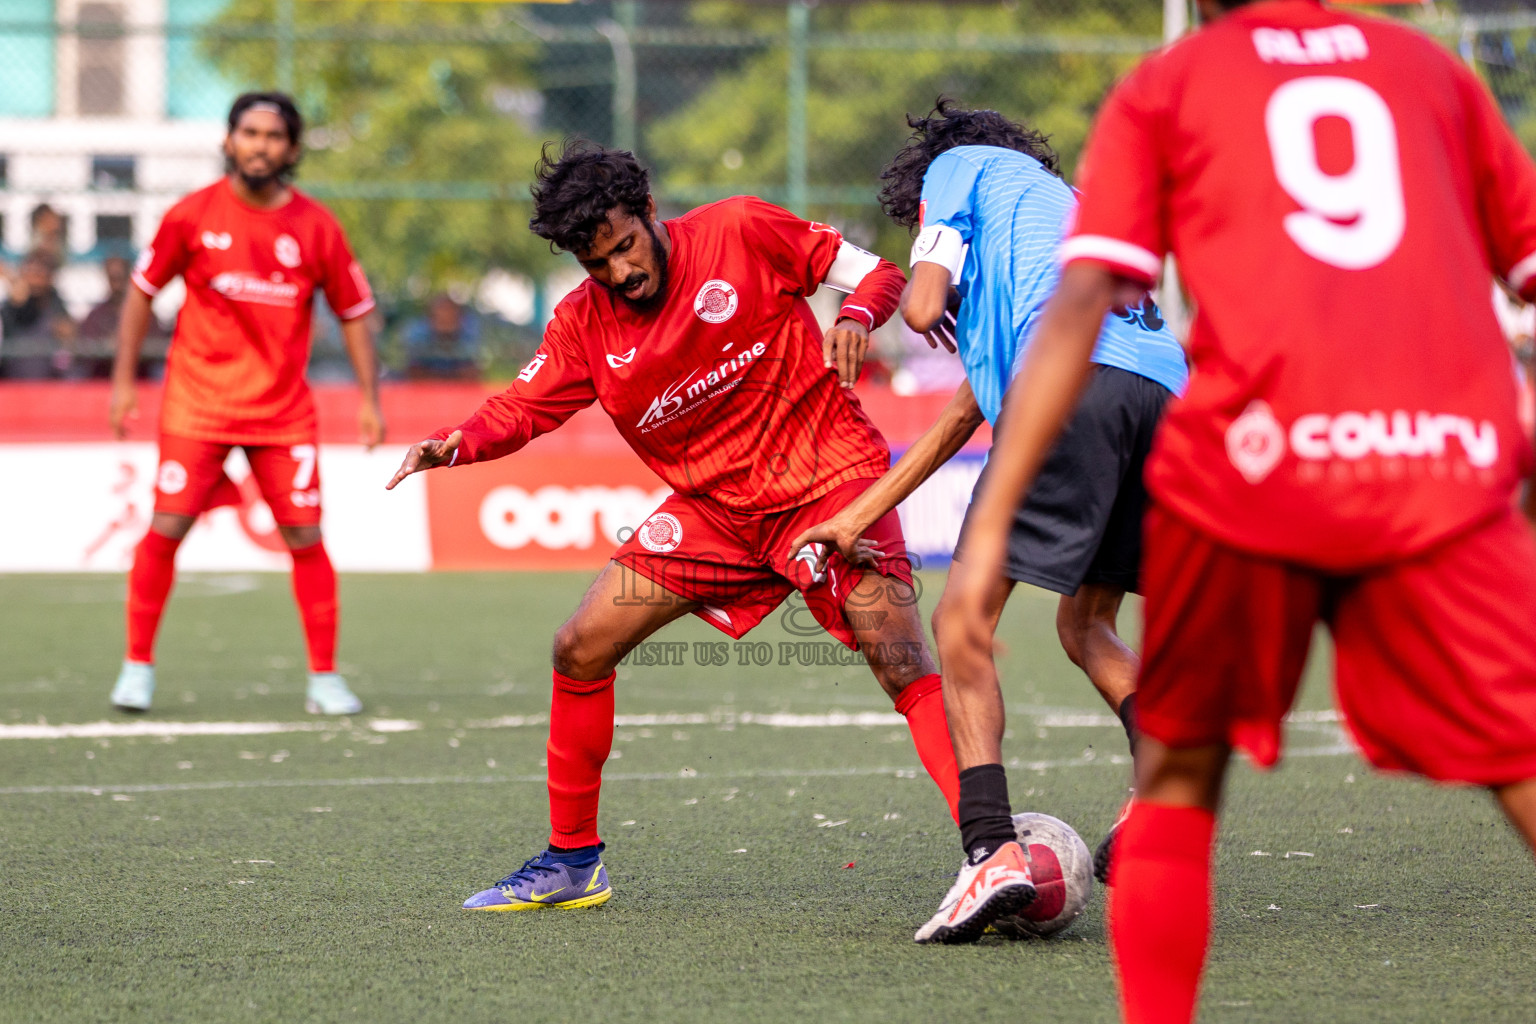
[
  {"x1": 77, "y1": 255, "x2": 169, "y2": 378},
  {"x1": 403, "y1": 294, "x2": 482, "y2": 380},
  {"x1": 29, "y1": 204, "x2": 67, "y2": 266},
  {"x1": 888, "y1": 317, "x2": 969, "y2": 396},
  {"x1": 0, "y1": 251, "x2": 78, "y2": 379}
]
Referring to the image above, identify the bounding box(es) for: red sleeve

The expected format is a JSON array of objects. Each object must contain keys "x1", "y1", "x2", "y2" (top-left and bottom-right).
[
  {"x1": 319, "y1": 217, "x2": 375, "y2": 321},
  {"x1": 1058, "y1": 63, "x2": 1168, "y2": 286},
  {"x1": 132, "y1": 204, "x2": 192, "y2": 297},
  {"x1": 431, "y1": 304, "x2": 597, "y2": 465},
  {"x1": 732, "y1": 196, "x2": 904, "y2": 330},
  {"x1": 835, "y1": 257, "x2": 905, "y2": 332},
  {"x1": 1457, "y1": 62, "x2": 1536, "y2": 302}
]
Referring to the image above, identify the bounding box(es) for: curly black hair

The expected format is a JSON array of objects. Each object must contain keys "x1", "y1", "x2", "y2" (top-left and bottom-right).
[
  {"x1": 225, "y1": 91, "x2": 304, "y2": 182},
  {"x1": 529, "y1": 138, "x2": 653, "y2": 253},
  {"x1": 879, "y1": 98, "x2": 1060, "y2": 232}
]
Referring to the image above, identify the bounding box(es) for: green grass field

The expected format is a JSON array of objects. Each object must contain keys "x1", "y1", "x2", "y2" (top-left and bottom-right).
[{"x1": 3, "y1": 571, "x2": 1533, "y2": 1024}]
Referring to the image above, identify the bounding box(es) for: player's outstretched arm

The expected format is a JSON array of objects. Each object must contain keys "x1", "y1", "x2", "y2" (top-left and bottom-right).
[
  {"x1": 790, "y1": 380, "x2": 984, "y2": 572},
  {"x1": 340, "y1": 316, "x2": 385, "y2": 450},
  {"x1": 901, "y1": 261, "x2": 959, "y2": 352},
  {"x1": 385, "y1": 430, "x2": 462, "y2": 490},
  {"x1": 109, "y1": 286, "x2": 155, "y2": 439}
]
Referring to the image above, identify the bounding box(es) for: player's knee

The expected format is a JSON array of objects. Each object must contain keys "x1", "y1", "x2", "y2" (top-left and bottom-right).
[
  {"x1": 279, "y1": 524, "x2": 323, "y2": 550},
  {"x1": 1056, "y1": 605, "x2": 1088, "y2": 669},
  {"x1": 550, "y1": 620, "x2": 613, "y2": 680}
]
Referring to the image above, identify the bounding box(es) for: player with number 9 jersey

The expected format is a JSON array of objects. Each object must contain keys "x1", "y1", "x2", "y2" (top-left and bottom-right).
[{"x1": 1032, "y1": 2, "x2": 1536, "y2": 1020}]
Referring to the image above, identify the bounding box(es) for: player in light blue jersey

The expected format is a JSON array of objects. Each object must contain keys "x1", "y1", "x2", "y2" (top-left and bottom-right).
[{"x1": 793, "y1": 100, "x2": 1188, "y2": 942}]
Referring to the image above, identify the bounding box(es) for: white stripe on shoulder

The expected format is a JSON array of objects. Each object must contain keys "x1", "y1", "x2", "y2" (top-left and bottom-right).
[
  {"x1": 1057, "y1": 235, "x2": 1161, "y2": 280},
  {"x1": 1508, "y1": 249, "x2": 1536, "y2": 292}
]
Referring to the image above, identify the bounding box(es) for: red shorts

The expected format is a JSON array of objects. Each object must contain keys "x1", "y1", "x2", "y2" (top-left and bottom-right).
[
  {"x1": 613, "y1": 478, "x2": 914, "y2": 649},
  {"x1": 154, "y1": 434, "x2": 323, "y2": 527},
  {"x1": 1138, "y1": 504, "x2": 1536, "y2": 786}
]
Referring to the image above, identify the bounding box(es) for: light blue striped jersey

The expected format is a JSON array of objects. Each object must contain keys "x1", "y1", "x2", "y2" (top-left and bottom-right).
[{"x1": 918, "y1": 145, "x2": 1188, "y2": 424}]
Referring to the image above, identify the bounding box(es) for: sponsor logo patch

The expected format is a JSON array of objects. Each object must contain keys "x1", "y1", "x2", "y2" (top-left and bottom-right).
[
  {"x1": 693, "y1": 279, "x2": 738, "y2": 324},
  {"x1": 517, "y1": 352, "x2": 548, "y2": 383},
  {"x1": 209, "y1": 272, "x2": 301, "y2": 307},
  {"x1": 201, "y1": 231, "x2": 233, "y2": 250},
  {"x1": 637, "y1": 512, "x2": 684, "y2": 553},
  {"x1": 1226, "y1": 401, "x2": 1286, "y2": 483},
  {"x1": 606, "y1": 347, "x2": 637, "y2": 369}
]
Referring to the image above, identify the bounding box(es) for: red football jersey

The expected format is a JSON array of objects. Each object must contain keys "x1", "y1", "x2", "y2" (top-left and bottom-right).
[
  {"x1": 439, "y1": 197, "x2": 904, "y2": 513},
  {"x1": 134, "y1": 178, "x2": 375, "y2": 445},
  {"x1": 1063, "y1": 0, "x2": 1536, "y2": 569}
]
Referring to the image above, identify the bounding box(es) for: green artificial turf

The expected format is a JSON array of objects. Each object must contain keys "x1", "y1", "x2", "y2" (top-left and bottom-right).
[{"x1": 1, "y1": 572, "x2": 1531, "y2": 1023}]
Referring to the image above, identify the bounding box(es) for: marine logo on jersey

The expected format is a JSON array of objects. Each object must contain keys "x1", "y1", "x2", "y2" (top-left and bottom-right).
[
  {"x1": 274, "y1": 234, "x2": 302, "y2": 269},
  {"x1": 201, "y1": 231, "x2": 233, "y2": 251},
  {"x1": 157, "y1": 460, "x2": 188, "y2": 495},
  {"x1": 693, "y1": 280, "x2": 738, "y2": 324},
  {"x1": 1225, "y1": 400, "x2": 1286, "y2": 483},
  {"x1": 606, "y1": 347, "x2": 637, "y2": 369},
  {"x1": 636, "y1": 512, "x2": 683, "y2": 553}
]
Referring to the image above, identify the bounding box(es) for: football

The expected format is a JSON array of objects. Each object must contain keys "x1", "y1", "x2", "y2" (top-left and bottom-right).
[{"x1": 993, "y1": 812, "x2": 1094, "y2": 939}]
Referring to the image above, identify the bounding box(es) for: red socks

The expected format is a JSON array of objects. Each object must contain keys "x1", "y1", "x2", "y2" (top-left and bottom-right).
[
  {"x1": 289, "y1": 542, "x2": 338, "y2": 673},
  {"x1": 893, "y1": 673, "x2": 961, "y2": 823},
  {"x1": 1109, "y1": 802, "x2": 1217, "y2": 1024},
  {"x1": 547, "y1": 669, "x2": 616, "y2": 849},
  {"x1": 125, "y1": 530, "x2": 183, "y2": 664}
]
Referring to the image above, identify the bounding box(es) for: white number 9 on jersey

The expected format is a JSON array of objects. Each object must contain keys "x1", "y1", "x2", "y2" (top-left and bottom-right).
[{"x1": 1265, "y1": 76, "x2": 1405, "y2": 270}]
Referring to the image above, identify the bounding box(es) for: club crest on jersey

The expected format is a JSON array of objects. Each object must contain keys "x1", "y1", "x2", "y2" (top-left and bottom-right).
[
  {"x1": 637, "y1": 512, "x2": 683, "y2": 553},
  {"x1": 274, "y1": 234, "x2": 302, "y2": 269},
  {"x1": 693, "y1": 279, "x2": 738, "y2": 324},
  {"x1": 201, "y1": 231, "x2": 232, "y2": 251},
  {"x1": 1226, "y1": 400, "x2": 1286, "y2": 483},
  {"x1": 157, "y1": 460, "x2": 188, "y2": 495},
  {"x1": 606, "y1": 347, "x2": 637, "y2": 369}
]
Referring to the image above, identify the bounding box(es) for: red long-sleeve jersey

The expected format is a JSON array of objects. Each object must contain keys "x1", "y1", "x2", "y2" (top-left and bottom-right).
[{"x1": 435, "y1": 197, "x2": 905, "y2": 513}]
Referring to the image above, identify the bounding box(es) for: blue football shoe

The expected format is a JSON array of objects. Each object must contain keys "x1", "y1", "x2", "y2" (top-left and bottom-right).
[
  {"x1": 110, "y1": 661, "x2": 155, "y2": 713},
  {"x1": 462, "y1": 849, "x2": 612, "y2": 912}
]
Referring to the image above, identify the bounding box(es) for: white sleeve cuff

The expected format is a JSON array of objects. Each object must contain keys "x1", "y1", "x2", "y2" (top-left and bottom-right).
[
  {"x1": 131, "y1": 271, "x2": 162, "y2": 297},
  {"x1": 823, "y1": 240, "x2": 882, "y2": 294},
  {"x1": 1057, "y1": 234, "x2": 1162, "y2": 281},
  {"x1": 909, "y1": 225, "x2": 965, "y2": 281},
  {"x1": 1508, "y1": 249, "x2": 1536, "y2": 293}
]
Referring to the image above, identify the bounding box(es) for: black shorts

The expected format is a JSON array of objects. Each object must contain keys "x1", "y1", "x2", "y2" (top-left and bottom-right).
[{"x1": 957, "y1": 364, "x2": 1173, "y2": 596}]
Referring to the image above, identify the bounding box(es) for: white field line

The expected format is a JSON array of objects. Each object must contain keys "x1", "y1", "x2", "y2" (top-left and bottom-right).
[
  {"x1": 0, "y1": 707, "x2": 1345, "y2": 741},
  {"x1": 0, "y1": 718, "x2": 421, "y2": 740},
  {"x1": 0, "y1": 743, "x2": 1360, "y2": 798}
]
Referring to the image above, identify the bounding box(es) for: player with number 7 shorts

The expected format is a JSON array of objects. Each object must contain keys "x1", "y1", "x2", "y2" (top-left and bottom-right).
[
  {"x1": 945, "y1": 0, "x2": 1536, "y2": 1019},
  {"x1": 107, "y1": 92, "x2": 384, "y2": 717}
]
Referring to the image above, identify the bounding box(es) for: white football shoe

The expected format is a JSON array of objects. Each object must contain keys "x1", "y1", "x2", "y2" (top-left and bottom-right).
[
  {"x1": 305, "y1": 672, "x2": 363, "y2": 716},
  {"x1": 110, "y1": 661, "x2": 156, "y2": 713},
  {"x1": 914, "y1": 840, "x2": 1037, "y2": 944}
]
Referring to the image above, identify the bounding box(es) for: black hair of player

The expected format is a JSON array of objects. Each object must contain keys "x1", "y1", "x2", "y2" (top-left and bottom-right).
[
  {"x1": 224, "y1": 91, "x2": 303, "y2": 184},
  {"x1": 879, "y1": 98, "x2": 1060, "y2": 232},
  {"x1": 529, "y1": 138, "x2": 654, "y2": 254}
]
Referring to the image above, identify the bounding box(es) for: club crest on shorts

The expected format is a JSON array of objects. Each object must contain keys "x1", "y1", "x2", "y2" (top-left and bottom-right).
[
  {"x1": 693, "y1": 279, "x2": 738, "y2": 324},
  {"x1": 274, "y1": 234, "x2": 302, "y2": 269},
  {"x1": 637, "y1": 512, "x2": 684, "y2": 553},
  {"x1": 1226, "y1": 400, "x2": 1286, "y2": 483},
  {"x1": 157, "y1": 460, "x2": 188, "y2": 495}
]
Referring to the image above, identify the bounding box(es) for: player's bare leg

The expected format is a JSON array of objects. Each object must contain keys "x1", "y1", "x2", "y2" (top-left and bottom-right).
[
  {"x1": 1056, "y1": 583, "x2": 1141, "y2": 882},
  {"x1": 930, "y1": 559, "x2": 1015, "y2": 771},
  {"x1": 843, "y1": 572, "x2": 959, "y2": 819},
  {"x1": 1493, "y1": 777, "x2": 1536, "y2": 853},
  {"x1": 111, "y1": 512, "x2": 197, "y2": 713},
  {"x1": 1109, "y1": 738, "x2": 1229, "y2": 1024},
  {"x1": 462, "y1": 560, "x2": 700, "y2": 912},
  {"x1": 1055, "y1": 583, "x2": 1137, "y2": 740}
]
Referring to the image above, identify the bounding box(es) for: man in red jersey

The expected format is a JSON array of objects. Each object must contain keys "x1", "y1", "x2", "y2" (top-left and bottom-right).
[
  {"x1": 942, "y1": 0, "x2": 1536, "y2": 1014},
  {"x1": 108, "y1": 92, "x2": 384, "y2": 717},
  {"x1": 388, "y1": 140, "x2": 973, "y2": 913}
]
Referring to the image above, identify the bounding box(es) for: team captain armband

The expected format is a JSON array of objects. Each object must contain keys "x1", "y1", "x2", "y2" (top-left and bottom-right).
[{"x1": 909, "y1": 224, "x2": 965, "y2": 280}]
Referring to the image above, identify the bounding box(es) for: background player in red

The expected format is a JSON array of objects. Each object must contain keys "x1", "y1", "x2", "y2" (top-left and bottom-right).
[
  {"x1": 387, "y1": 140, "x2": 974, "y2": 914},
  {"x1": 108, "y1": 92, "x2": 384, "y2": 717},
  {"x1": 945, "y1": 0, "x2": 1536, "y2": 1017}
]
